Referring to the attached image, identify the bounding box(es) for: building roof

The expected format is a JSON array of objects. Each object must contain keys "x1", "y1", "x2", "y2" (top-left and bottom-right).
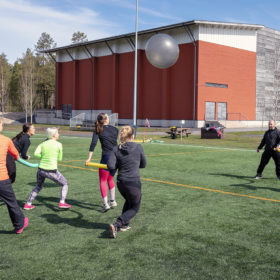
[{"x1": 42, "y1": 20, "x2": 264, "y2": 54}]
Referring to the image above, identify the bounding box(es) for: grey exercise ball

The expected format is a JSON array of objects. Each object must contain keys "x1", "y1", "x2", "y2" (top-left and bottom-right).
[{"x1": 145, "y1": 33, "x2": 179, "y2": 69}]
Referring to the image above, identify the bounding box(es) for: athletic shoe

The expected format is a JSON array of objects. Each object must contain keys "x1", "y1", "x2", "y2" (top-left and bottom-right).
[
  {"x1": 24, "y1": 204, "x2": 35, "y2": 210},
  {"x1": 16, "y1": 217, "x2": 29, "y2": 234},
  {"x1": 254, "y1": 174, "x2": 262, "y2": 179},
  {"x1": 58, "y1": 202, "x2": 72, "y2": 209},
  {"x1": 110, "y1": 224, "x2": 117, "y2": 238},
  {"x1": 119, "y1": 225, "x2": 131, "y2": 232},
  {"x1": 102, "y1": 203, "x2": 110, "y2": 212},
  {"x1": 109, "y1": 200, "x2": 117, "y2": 208}
]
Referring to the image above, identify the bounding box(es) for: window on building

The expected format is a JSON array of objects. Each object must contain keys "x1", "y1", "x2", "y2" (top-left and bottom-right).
[
  {"x1": 205, "y1": 82, "x2": 228, "y2": 88},
  {"x1": 217, "y1": 102, "x2": 227, "y2": 120},
  {"x1": 205, "y1": 102, "x2": 216, "y2": 120}
]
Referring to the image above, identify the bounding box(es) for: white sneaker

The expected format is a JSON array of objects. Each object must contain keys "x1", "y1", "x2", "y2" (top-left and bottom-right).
[
  {"x1": 102, "y1": 203, "x2": 110, "y2": 212},
  {"x1": 119, "y1": 225, "x2": 131, "y2": 232},
  {"x1": 109, "y1": 200, "x2": 117, "y2": 208}
]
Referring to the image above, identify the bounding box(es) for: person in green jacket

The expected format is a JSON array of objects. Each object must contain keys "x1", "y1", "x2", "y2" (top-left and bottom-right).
[{"x1": 24, "y1": 127, "x2": 72, "y2": 210}]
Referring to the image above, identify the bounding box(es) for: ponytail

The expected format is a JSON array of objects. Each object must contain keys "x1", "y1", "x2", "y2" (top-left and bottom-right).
[
  {"x1": 119, "y1": 126, "x2": 134, "y2": 149},
  {"x1": 94, "y1": 113, "x2": 108, "y2": 134},
  {"x1": 13, "y1": 123, "x2": 32, "y2": 142}
]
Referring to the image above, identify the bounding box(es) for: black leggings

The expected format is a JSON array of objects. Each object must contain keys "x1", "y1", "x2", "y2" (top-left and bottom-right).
[
  {"x1": 115, "y1": 180, "x2": 142, "y2": 228},
  {"x1": 0, "y1": 179, "x2": 25, "y2": 230}
]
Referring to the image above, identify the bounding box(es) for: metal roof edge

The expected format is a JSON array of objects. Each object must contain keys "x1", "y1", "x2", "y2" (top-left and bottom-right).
[{"x1": 41, "y1": 19, "x2": 264, "y2": 54}]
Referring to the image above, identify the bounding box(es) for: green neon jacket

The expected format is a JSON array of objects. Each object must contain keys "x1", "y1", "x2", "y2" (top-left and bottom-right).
[{"x1": 34, "y1": 139, "x2": 63, "y2": 170}]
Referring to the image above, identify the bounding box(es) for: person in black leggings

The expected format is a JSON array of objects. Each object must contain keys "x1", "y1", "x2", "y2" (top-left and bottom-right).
[{"x1": 107, "y1": 125, "x2": 146, "y2": 238}]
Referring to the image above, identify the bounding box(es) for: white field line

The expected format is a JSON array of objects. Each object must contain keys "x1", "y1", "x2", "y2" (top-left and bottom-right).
[
  {"x1": 3, "y1": 130, "x2": 257, "y2": 152},
  {"x1": 149, "y1": 142, "x2": 256, "y2": 152}
]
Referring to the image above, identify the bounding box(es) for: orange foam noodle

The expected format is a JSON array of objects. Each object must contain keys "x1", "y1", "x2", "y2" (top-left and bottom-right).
[{"x1": 86, "y1": 162, "x2": 108, "y2": 169}]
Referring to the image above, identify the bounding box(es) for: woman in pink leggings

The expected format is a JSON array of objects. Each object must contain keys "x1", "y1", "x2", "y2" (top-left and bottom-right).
[{"x1": 85, "y1": 113, "x2": 119, "y2": 212}]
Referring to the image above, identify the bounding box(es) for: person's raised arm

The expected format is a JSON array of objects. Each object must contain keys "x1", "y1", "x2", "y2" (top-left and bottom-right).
[{"x1": 34, "y1": 144, "x2": 42, "y2": 159}]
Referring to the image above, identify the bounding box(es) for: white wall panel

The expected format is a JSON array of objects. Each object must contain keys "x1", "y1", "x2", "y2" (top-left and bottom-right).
[{"x1": 198, "y1": 25, "x2": 257, "y2": 52}]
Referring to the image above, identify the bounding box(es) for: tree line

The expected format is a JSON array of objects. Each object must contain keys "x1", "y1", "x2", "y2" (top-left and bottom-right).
[{"x1": 0, "y1": 31, "x2": 87, "y2": 122}]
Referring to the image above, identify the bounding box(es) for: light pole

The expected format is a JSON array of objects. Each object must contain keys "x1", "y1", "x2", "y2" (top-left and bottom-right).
[{"x1": 133, "y1": 0, "x2": 138, "y2": 129}]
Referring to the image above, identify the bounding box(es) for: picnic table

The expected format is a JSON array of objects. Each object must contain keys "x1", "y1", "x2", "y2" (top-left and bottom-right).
[{"x1": 166, "y1": 127, "x2": 192, "y2": 139}]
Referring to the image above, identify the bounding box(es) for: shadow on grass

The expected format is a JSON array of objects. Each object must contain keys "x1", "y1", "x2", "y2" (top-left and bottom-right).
[
  {"x1": 27, "y1": 182, "x2": 60, "y2": 188},
  {"x1": 35, "y1": 196, "x2": 100, "y2": 211},
  {"x1": 16, "y1": 196, "x2": 100, "y2": 212},
  {"x1": 40, "y1": 210, "x2": 111, "y2": 238},
  {"x1": 210, "y1": 172, "x2": 280, "y2": 192},
  {"x1": 0, "y1": 230, "x2": 15, "y2": 234}
]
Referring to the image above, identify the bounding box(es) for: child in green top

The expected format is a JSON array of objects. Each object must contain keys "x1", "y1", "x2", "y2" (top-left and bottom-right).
[{"x1": 24, "y1": 127, "x2": 72, "y2": 210}]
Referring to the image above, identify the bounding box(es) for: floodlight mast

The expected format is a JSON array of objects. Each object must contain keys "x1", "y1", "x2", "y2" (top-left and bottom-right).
[{"x1": 133, "y1": 0, "x2": 138, "y2": 128}]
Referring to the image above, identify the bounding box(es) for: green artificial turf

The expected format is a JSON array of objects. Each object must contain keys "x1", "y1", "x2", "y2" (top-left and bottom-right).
[{"x1": 1, "y1": 129, "x2": 280, "y2": 280}]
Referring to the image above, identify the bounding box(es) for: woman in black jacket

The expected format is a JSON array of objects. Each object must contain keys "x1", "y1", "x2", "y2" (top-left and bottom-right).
[
  {"x1": 6, "y1": 123, "x2": 35, "y2": 183},
  {"x1": 107, "y1": 125, "x2": 146, "y2": 238},
  {"x1": 85, "y1": 113, "x2": 119, "y2": 212}
]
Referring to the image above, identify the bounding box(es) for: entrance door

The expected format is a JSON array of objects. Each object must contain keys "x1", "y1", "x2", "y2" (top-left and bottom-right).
[
  {"x1": 217, "y1": 102, "x2": 227, "y2": 120},
  {"x1": 205, "y1": 102, "x2": 215, "y2": 120}
]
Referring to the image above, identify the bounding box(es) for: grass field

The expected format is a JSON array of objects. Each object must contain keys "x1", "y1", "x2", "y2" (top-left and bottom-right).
[{"x1": 1, "y1": 128, "x2": 280, "y2": 280}]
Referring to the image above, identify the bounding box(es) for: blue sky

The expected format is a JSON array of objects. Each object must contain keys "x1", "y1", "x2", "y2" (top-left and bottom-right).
[{"x1": 1, "y1": 0, "x2": 280, "y2": 64}]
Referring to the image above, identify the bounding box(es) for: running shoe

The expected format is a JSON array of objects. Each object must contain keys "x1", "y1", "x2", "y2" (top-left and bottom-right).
[
  {"x1": 109, "y1": 200, "x2": 117, "y2": 208},
  {"x1": 119, "y1": 225, "x2": 131, "y2": 232},
  {"x1": 59, "y1": 202, "x2": 72, "y2": 209},
  {"x1": 24, "y1": 204, "x2": 35, "y2": 210},
  {"x1": 102, "y1": 203, "x2": 110, "y2": 212},
  {"x1": 16, "y1": 217, "x2": 29, "y2": 234}
]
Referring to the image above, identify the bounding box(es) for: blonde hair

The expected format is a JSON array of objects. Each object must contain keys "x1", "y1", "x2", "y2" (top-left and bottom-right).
[
  {"x1": 46, "y1": 127, "x2": 58, "y2": 139},
  {"x1": 119, "y1": 126, "x2": 134, "y2": 148}
]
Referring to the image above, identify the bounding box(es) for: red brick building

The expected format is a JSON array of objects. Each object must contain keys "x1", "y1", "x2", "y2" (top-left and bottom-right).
[{"x1": 44, "y1": 20, "x2": 264, "y2": 127}]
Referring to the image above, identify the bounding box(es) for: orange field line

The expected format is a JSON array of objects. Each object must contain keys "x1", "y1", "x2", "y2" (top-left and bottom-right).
[
  {"x1": 58, "y1": 163, "x2": 280, "y2": 204},
  {"x1": 141, "y1": 177, "x2": 280, "y2": 203}
]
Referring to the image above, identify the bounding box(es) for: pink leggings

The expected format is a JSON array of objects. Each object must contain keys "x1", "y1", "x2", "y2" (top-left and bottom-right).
[{"x1": 99, "y1": 168, "x2": 115, "y2": 198}]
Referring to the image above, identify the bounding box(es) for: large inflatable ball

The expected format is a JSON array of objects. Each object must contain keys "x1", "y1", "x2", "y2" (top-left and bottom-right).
[{"x1": 145, "y1": 34, "x2": 179, "y2": 69}]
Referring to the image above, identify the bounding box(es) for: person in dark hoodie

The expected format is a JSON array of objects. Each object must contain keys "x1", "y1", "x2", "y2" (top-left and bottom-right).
[
  {"x1": 107, "y1": 125, "x2": 146, "y2": 238},
  {"x1": 6, "y1": 123, "x2": 35, "y2": 183},
  {"x1": 254, "y1": 120, "x2": 280, "y2": 179}
]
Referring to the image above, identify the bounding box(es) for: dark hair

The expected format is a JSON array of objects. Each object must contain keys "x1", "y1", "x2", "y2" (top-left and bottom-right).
[
  {"x1": 95, "y1": 113, "x2": 108, "y2": 134},
  {"x1": 13, "y1": 123, "x2": 33, "y2": 142}
]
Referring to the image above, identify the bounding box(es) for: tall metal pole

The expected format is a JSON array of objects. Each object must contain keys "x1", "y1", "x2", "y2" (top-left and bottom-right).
[{"x1": 133, "y1": 0, "x2": 138, "y2": 127}]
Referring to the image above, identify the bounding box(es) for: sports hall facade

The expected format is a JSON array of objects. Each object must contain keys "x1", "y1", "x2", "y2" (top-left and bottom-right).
[{"x1": 44, "y1": 20, "x2": 280, "y2": 127}]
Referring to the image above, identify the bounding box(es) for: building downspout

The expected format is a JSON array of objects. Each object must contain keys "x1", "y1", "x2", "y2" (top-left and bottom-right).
[{"x1": 184, "y1": 24, "x2": 197, "y2": 127}]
